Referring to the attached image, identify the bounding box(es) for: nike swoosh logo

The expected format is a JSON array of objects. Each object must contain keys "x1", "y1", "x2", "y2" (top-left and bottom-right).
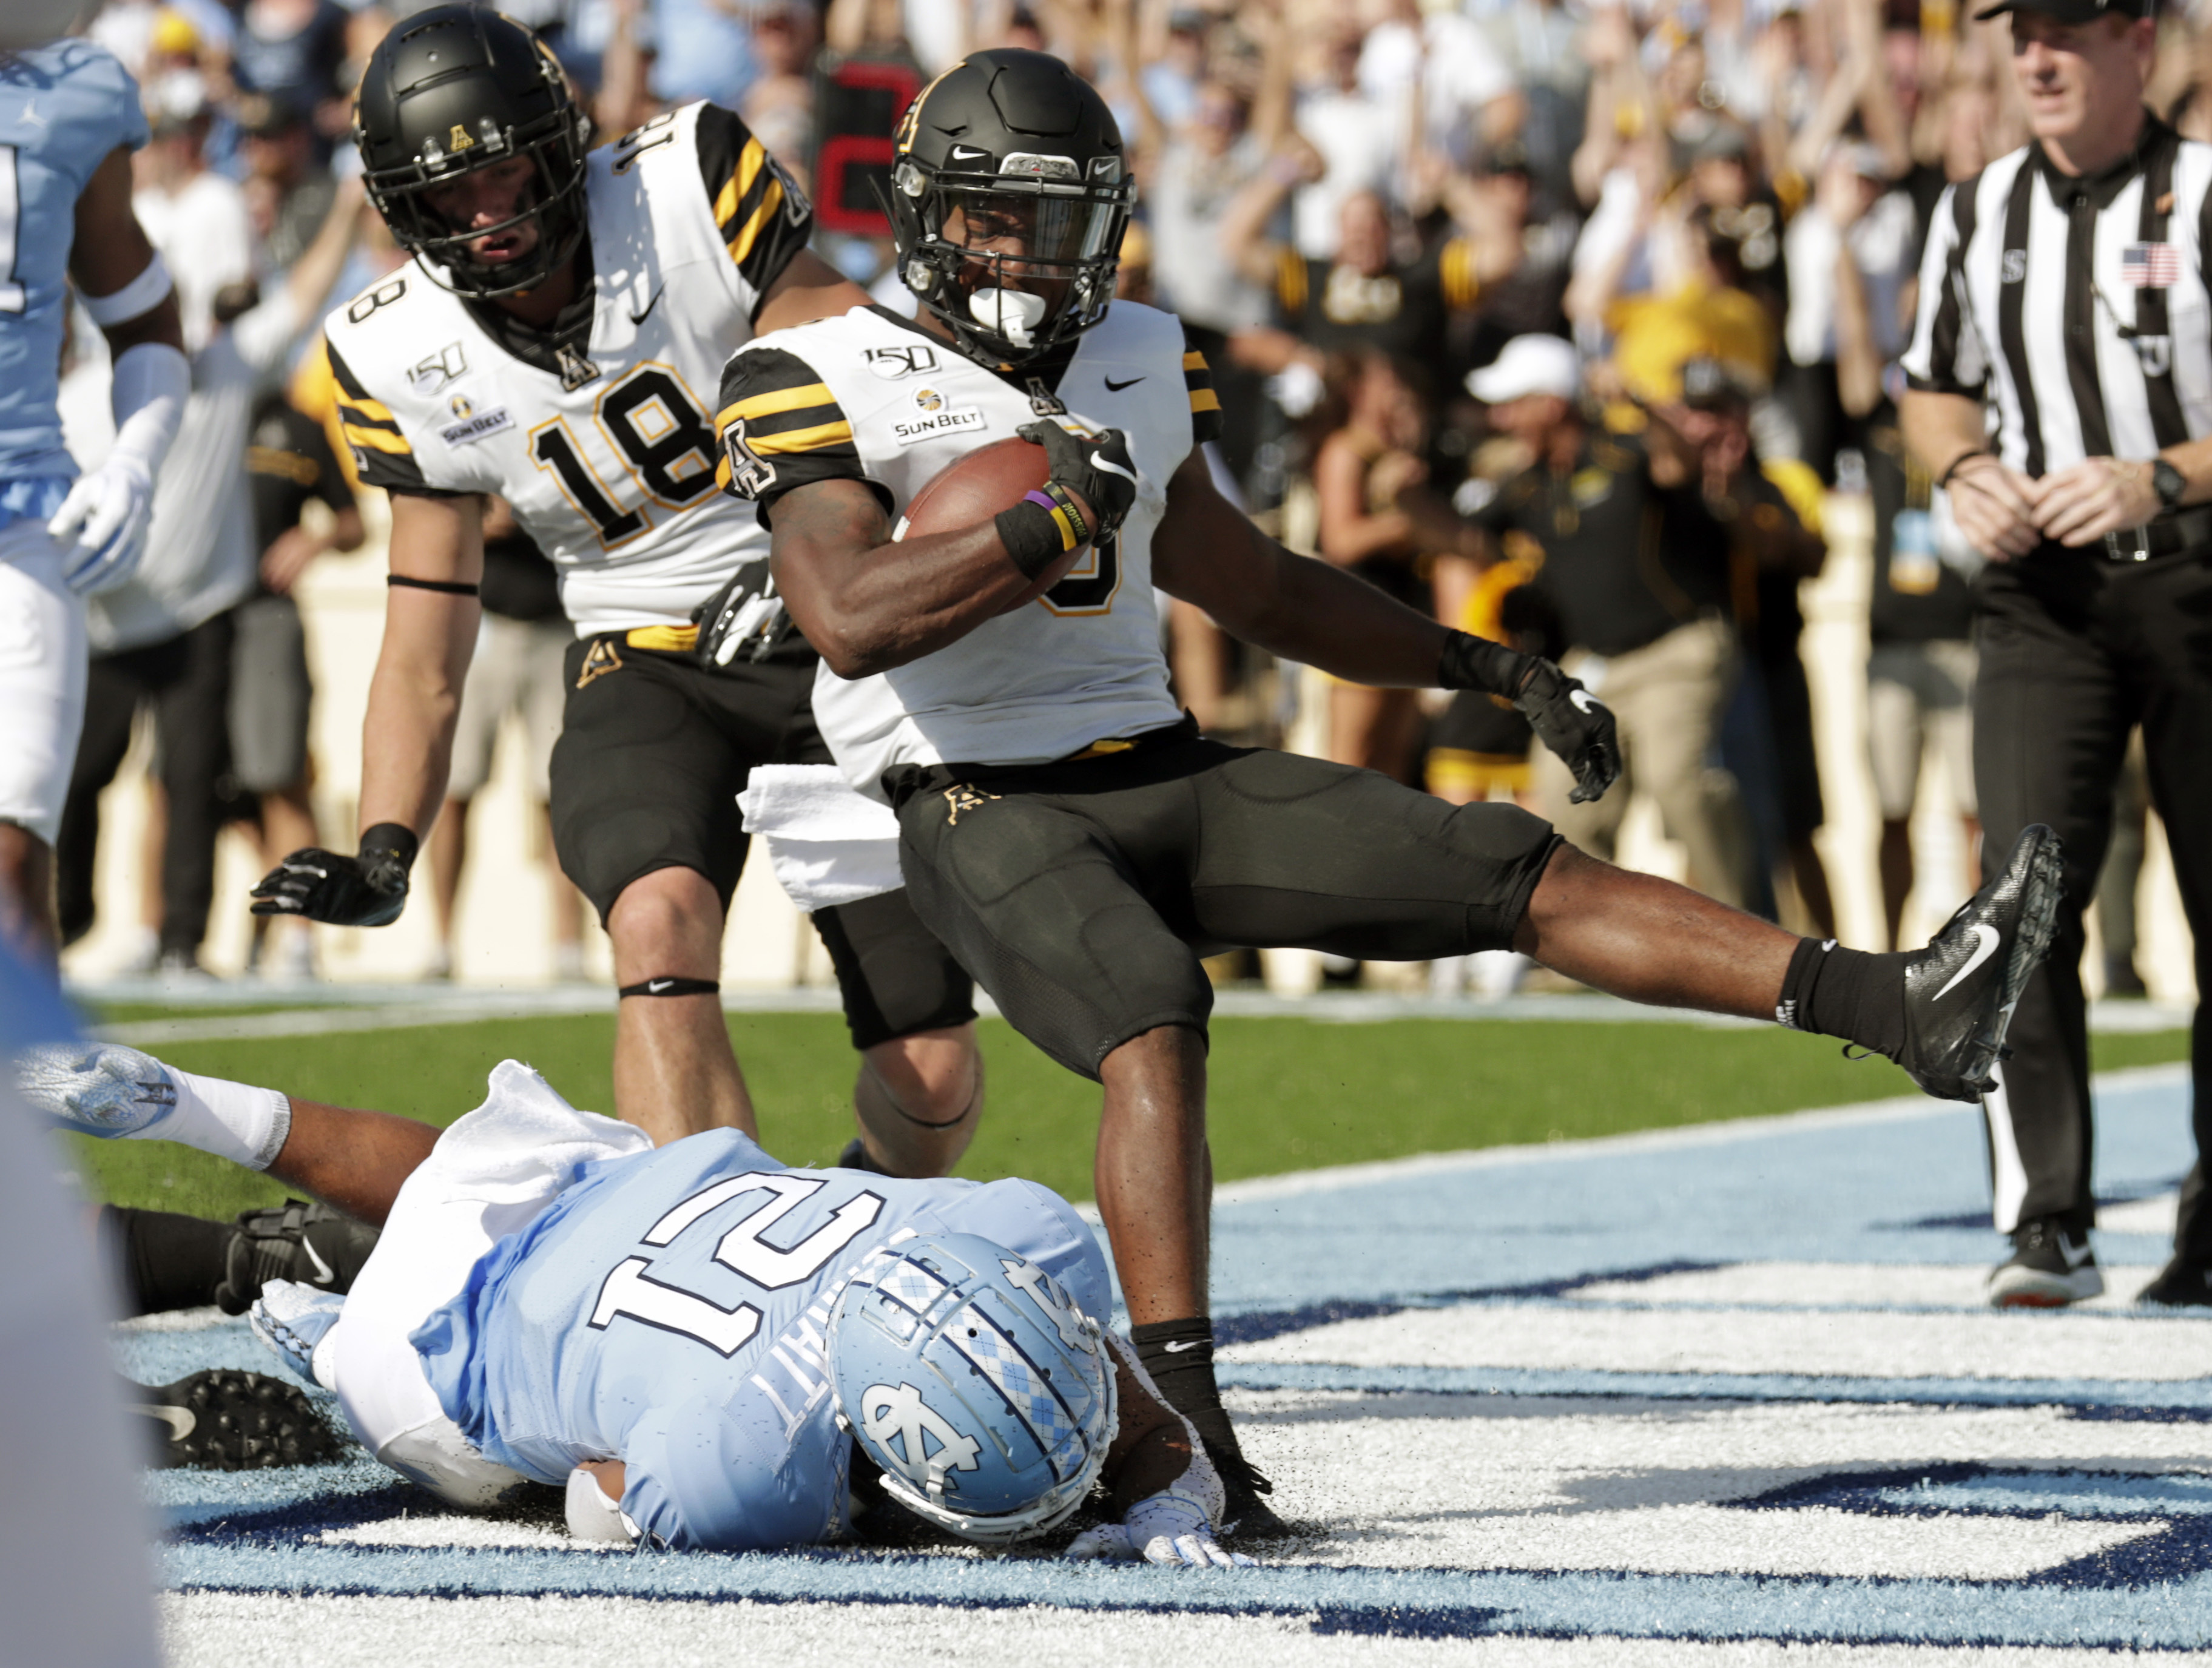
[
  {"x1": 1935, "y1": 922, "x2": 2001, "y2": 1000},
  {"x1": 2061, "y1": 1236, "x2": 2094, "y2": 1269},
  {"x1": 1104, "y1": 375, "x2": 1145, "y2": 391},
  {"x1": 630, "y1": 287, "x2": 664, "y2": 326},
  {"x1": 1162, "y1": 1339, "x2": 1202, "y2": 1352},
  {"x1": 1568, "y1": 689, "x2": 1597, "y2": 714},
  {"x1": 647, "y1": 978, "x2": 676, "y2": 994},
  {"x1": 135, "y1": 1403, "x2": 195, "y2": 1442},
  {"x1": 302, "y1": 1236, "x2": 336, "y2": 1285}
]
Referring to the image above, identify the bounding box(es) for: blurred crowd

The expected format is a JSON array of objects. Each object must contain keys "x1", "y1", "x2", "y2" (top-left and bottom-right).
[{"x1": 65, "y1": 0, "x2": 2190, "y2": 989}]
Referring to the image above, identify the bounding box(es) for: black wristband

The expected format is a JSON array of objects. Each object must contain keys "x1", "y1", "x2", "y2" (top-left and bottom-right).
[
  {"x1": 387, "y1": 574, "x2": 481, "y2": 596},
  {"x1": 993, "y1": 482, "x2": 1090, "y2": 582},
  {"x1": 1437, "y1": 629, "x2": 1534, "y2": 698},
  {"x1": 357, "y1": 822, "x2": 419, "y2": 894}
]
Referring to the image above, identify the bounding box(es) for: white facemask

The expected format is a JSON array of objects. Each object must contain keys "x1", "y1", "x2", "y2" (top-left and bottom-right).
[{"x1": 969, "y1": 288, "x2": 1048, "y2": 349}]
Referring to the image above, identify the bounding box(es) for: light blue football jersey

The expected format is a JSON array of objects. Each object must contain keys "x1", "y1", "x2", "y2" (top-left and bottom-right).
[
  {"x1": 0, "y1": 41, "x2": 149, "y2": 484},
  {"x1": 411, "y1": 1130, "x2": 1110, "y2": 1552}
]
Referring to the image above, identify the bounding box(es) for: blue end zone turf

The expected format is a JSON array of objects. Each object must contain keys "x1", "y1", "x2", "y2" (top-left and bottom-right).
[{"x1": 133, "y1": 1065, "x2": 2212, "y2": 1653}]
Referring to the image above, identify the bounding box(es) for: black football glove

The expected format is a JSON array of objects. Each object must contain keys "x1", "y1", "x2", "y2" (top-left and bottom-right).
[
  {"x1": 249, "y1": 823, "x2": 418, "y2": 927},
  {"x1": 1018, "y1": 420, "x2": 1139, "y2": 543},
  {"x1": 1438, "y1": 630, "x2": 1620, "y2": 805},
  {"x1": 692, "y1": 559, "x2": 791, "y2": 668}
]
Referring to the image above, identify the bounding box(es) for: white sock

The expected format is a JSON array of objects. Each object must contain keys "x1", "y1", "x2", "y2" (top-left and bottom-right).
[{"x1": 166, "y1": 1065, "x2": 292, "y2": 1171}]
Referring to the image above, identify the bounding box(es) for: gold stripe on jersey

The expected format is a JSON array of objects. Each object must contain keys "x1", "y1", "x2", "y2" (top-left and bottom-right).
[
  {"x1": 1182, "y1": 345, "x2": 1223, "y2": 438},
  {"x1": 715, "y1": 137, "x2": 788, "y2": 271},
  {"x1": 1182, "y1": 351, "x2": 1205, "y2": 371},
  {"x1": 717, "y1": 382, "x2": 837, "y2": 426},
  {"x1": 1440, "y1": 238, "x2": 1481, "y2": 311},
  {"x1": 1190, "y1": 387, "x2": 1222, "y2": 414},
  {"x1": 747, "y1": 417, "x2": 855, "y2": 456},
  {"x1": 340, "y1": 407, "x2": 413, "y2": 455}
]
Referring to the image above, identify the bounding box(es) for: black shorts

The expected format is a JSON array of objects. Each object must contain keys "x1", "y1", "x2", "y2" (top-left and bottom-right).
[
  {"x1": 889, "y1": 724, "x2": 1560, "y2": 1079},
  {"x1": 549, "y1": 633, "x2": 975, "y2": 1050}
]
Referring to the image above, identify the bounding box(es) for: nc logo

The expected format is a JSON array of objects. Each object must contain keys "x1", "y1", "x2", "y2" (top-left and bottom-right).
[{"x1": 858, "y1": 1382, "x2": 980, "y2": 1488}]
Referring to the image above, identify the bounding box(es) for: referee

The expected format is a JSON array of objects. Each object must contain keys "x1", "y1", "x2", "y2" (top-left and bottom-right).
[{"x1": 1901, "y1": 0, "x2": 2212, "y2": 1307}]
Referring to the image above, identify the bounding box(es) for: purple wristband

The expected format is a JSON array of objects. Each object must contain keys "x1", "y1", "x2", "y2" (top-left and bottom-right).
[{"x1": 1021, "y1": 489, "x2": 1059, "y2": 511}]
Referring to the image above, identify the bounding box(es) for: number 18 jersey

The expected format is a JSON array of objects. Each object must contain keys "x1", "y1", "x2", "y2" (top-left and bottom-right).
[
  {"x1": 410, "y1": 1128, "x2": 1107, "y2": 1552},
  {"x1": 320, "y1": 101, "x2": 811, "y2": 635}
]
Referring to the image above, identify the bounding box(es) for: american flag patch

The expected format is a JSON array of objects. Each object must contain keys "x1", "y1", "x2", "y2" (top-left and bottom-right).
[{"x1": 2122, "y1": 243, "x2": 2180, "y2": 288}]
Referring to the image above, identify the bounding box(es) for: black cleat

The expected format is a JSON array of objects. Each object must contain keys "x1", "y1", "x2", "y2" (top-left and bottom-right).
[
  {"x1": 2139, "y1": 1258, "x2": 2212, "y2": 1307},
  {"x1": 129, "y1": 1369, "x2": 346, "y2": 1470},
  {"x1": 1988, "y1": 1218, "x2": 2103, "y2": 1308},
  {"x1": 213, "y1": 1198, "x2": 380, "y2": 1316},
  {"x1": 1898, "y1": 825, "x2": 2063, "y2": 1102}
]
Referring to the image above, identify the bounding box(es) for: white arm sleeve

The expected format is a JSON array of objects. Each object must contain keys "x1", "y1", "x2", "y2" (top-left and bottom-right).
[{"x1": 107, "y1": 341, "x2": 191, "y2": 479}]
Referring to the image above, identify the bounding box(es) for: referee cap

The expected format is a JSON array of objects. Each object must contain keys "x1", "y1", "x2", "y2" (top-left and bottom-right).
[{"x1": 1972, "y1": 0, "x2": 2152, "y2": 22}]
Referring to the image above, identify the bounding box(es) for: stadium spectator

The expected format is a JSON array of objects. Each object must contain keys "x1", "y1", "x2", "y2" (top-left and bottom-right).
[
  {"x1": 1464, "y1": 334, "x2": 1753, "y2": 910},
  {"x1": 1781, "y1": 141, "x2": 1917, "y2": 485},
  {"x1": 1312, "y1": 351, "x2": 1439, "y2": 784},
  {"x1": 58, "y1": 183, "x2": 366, "y2": 974},
  {"x1": 425, "y1": 507, "x2": 588, "y2": 985},
  {"x1": 1862, "y1": 420, "x2": 1980, "y2": 952},
  {"x1": 237, "y1": 95, "x2": 337, "y2": 275},
  {"x1": 235, "y1": 389, "x2": 363, "y2": 982}
]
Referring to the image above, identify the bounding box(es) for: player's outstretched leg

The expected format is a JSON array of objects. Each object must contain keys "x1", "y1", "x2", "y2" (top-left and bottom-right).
[
  {"x1": 18, "y1": 1041, "x2": 438, "y2": 1226},
  {"x1": 1517, "y1": 825, "x2": 2064, "y2": 1101}
]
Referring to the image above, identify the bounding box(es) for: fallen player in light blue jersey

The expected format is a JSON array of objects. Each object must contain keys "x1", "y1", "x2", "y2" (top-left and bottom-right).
[{"x1": 19, "y1": 1041, "x2": 1255, "y2": 1567}]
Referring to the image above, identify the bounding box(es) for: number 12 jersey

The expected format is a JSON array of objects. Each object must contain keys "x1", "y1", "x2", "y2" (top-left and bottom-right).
[{"x1": 410, "y1": 1127, "x2": 1108, "y2": 1551}]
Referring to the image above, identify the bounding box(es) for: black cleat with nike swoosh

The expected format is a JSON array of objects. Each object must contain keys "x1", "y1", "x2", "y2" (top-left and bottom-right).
[
  {"x1": 212, "y1": 1198, "x2": 380, "y2": 1316},
  {"x1": 131, "y1": 1369, "x2": 348, "y2": 1470},
  {"x1": 1896, "y1": 824, "x2": 2064, "y2": 1102}
]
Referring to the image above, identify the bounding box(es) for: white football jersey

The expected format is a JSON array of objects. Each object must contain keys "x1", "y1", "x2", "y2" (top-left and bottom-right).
[
  {"x1": 323, "y1": 101, "x2": 811, "y2": 636},
  {"x1": 718, "y1": 302, "x2": 1221, "y2": 798}
]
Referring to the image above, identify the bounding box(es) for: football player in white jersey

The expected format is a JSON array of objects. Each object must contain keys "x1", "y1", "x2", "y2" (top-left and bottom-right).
[
  {"x1": 0, "y1": 6, "x2": 189, "y2": 965},
  {"x1": 249, "y1": 6, "x2": 983, "y2": 1167},
  {"x1": 718, "y1": 49, "x2": 2067, "y2": 1534}
]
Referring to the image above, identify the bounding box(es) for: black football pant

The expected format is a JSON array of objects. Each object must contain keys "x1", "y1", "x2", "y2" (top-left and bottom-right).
[
  {"x1": 56, "y1": 612, "x2": 235, "y2": 956},
  {"x1": 1972, "y1": 546, "x2": 2212, "y2": 1257},
  {"x1": 889, "y1": 721, "x2": 1561, "y2": 1079}
]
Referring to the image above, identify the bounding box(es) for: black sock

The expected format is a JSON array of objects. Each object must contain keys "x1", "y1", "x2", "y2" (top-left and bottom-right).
[
  {"x1": 1776, "y1": 938, "x2": 1911, "y2": 1061},
  {"x1": 99, "y1": 1207, "x2": 233, "y2": 1317},
  {"x1": 1130, "y1": 1317, "x2": 1270, "y2": 1494}
]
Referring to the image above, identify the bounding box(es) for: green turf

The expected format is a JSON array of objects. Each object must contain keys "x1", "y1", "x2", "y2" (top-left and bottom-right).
[{"x1": 66, "y1": 1012, "x2": 2193, "y2": 1221}]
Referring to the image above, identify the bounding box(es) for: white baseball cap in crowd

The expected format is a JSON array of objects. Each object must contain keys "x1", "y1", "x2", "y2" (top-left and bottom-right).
[{"x1": 1466, "y1": 335, "x2": 1582, "y2": 405}]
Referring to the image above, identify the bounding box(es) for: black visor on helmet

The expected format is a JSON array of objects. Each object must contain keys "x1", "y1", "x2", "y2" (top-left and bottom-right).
[
  {"x1": 354, "y1": 5, "x2": 590, "y2": 301},
  {"x1": 889, "y1": 51, "x2": 1133, "y2": 363}
]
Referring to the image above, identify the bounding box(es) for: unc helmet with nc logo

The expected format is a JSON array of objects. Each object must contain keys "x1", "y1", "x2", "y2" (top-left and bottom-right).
[{"x1": 828, "y1": 1232, "x2": 1116, "y2": 1544}]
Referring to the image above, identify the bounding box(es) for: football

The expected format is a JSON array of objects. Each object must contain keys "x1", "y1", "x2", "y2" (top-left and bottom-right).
[{"x1": 894, "y1": 436, "x2": 1087, "y2": 612}]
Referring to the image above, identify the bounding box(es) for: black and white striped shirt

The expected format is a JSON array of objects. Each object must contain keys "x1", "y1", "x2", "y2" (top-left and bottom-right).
[{"x1": 1903, "y1": 117, "x2": 2212, "y2": 476}]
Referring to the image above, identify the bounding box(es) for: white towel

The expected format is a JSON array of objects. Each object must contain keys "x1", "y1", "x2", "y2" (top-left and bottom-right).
[{"x1": 735, "y1": 763, "x2": 906, "y2": 911}]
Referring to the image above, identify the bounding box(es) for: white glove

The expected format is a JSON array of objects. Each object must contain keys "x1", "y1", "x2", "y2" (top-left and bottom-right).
[
  {"x1": 49, "y1": 340, "x2": 189, "y2": 595},
  {"x1": 1064, "y1": 1490, "x2": 1256, "y2": 1568}
]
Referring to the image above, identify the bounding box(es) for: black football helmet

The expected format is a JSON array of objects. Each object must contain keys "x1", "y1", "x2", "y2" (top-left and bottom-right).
[
  {"x1": 888, "y1": 50, "x2": 1133, "y2": 364},
  {"x1": 353, "y1": 4, "x2": 590, "y2": 300}
]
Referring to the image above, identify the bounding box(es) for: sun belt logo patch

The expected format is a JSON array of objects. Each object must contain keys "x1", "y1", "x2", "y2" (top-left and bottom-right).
[{"x1": 858, "y1": 1382, "x2": 981, "y2": 1492}]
